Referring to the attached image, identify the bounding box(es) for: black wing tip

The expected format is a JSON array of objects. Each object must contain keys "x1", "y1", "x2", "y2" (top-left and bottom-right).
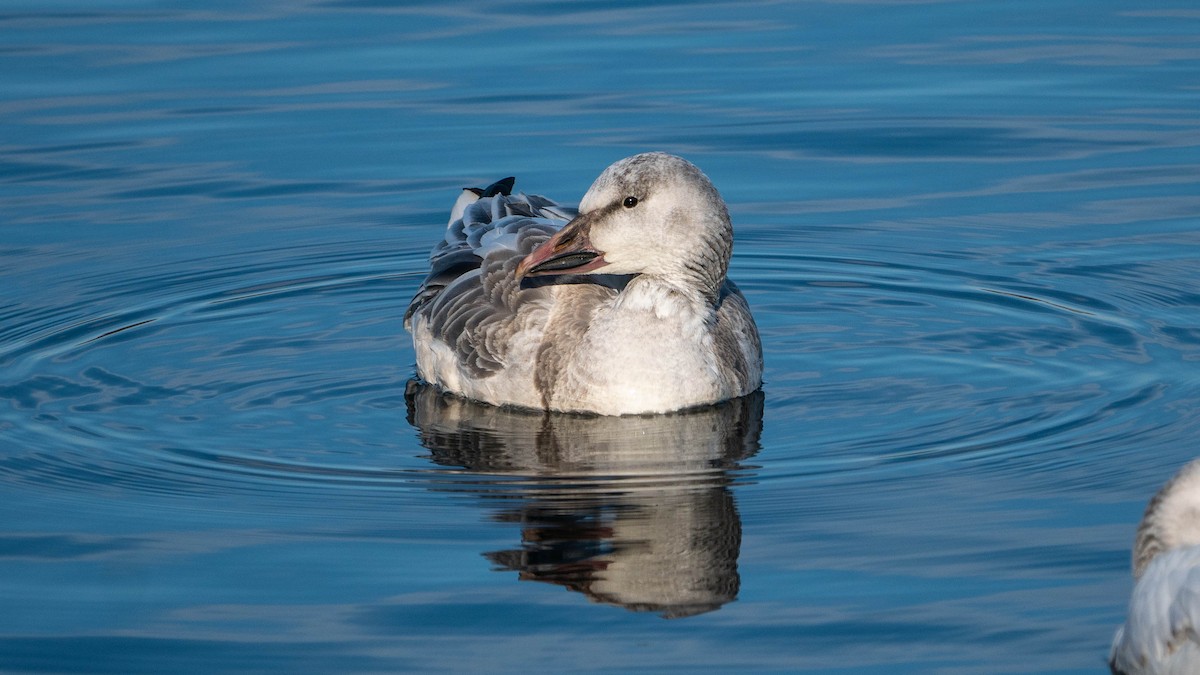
[
  {"x1": 463, "y1": 177, "x2": 515, "y2": 198},
  {"x1": 482, "y1": 176, "x2": 515, "y2": 197}
]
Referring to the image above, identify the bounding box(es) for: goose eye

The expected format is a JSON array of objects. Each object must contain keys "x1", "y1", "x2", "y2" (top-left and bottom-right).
[{"x1": 623, "y1": 196, "x2": 639, "y2": 208}]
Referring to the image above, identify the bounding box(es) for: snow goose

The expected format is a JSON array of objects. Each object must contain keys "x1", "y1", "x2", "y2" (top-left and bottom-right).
[
  {"x1": 1110, "y1": 458, "x2": 1200, "y2": 674},
  {"x1": 404, "y1": 152, "x2": 762, "y2": 415}
]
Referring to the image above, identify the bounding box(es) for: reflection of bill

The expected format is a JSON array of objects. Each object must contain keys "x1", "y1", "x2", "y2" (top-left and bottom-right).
[{"x1": 405, "y1": 381, "x2": 763, "y2": 619}]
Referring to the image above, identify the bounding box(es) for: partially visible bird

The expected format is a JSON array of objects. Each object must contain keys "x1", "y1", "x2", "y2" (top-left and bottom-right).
[{"x1": 1111, "y1": 458, "x2": 1200, "y2": 674}]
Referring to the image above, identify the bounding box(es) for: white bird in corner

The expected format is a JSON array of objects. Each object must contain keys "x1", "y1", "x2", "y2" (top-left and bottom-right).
[
  {"x1": 1111, "y1": 458, "x2": 1200, "y2": 674},
  {"x1": 404, "y1": 152, "x2": 762, "y2": 415}
]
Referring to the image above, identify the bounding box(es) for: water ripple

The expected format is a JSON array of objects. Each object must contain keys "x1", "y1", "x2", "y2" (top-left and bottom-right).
[
  {"x1": 3, "y1": 226, "x2": 1189, "y2": 516},
  {"x1": 733, "y1": 234, "x2": 1198, "y2": 497}
]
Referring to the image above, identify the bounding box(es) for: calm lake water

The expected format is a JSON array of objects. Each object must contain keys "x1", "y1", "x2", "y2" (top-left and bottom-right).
[{"x1": 3, "y1": 1, "x2": 1199, "y2": 672}]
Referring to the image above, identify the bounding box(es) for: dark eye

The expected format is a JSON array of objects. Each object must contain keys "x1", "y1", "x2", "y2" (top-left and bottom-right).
[{"x1": 623, "y1": 196, "x2": 639, "y2": 208}]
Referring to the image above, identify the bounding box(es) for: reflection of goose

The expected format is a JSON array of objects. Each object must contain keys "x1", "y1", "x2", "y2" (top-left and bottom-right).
[
  {"x1": 1111, "y1": 459, "x2": 1200, "y2": 674},
  {"x1": 405, "y1": 380, "x2": 762, "y2": 618},
  {"x1": 404, "y1": 152, "x2": 762, "y2": 415}
]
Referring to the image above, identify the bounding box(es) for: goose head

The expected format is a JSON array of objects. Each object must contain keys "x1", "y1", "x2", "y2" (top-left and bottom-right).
[{"x1": 515, "y1": 153, "x2": 733, "y2": 297}]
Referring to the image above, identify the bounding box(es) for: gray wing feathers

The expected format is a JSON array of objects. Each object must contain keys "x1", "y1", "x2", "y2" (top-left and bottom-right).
[
  {"x1": 406, "y1": 188, "x2": 576, "y2": 378},
  {"x1": 712, "y1": 281, "x2": 764, "y2": 396}
]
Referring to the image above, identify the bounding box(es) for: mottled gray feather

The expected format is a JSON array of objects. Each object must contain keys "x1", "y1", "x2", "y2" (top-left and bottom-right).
[
  {"x1": 405, "y1": 188, "x2": 579, "y2": 378},
  {"x1": 712, "y1": 281, "x2": 763, "y2": 394}
]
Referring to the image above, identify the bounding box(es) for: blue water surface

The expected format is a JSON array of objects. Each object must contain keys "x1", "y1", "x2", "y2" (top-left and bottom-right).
[{"x1": 2, "y1": 1, "x2": 1200, "y2": 673}]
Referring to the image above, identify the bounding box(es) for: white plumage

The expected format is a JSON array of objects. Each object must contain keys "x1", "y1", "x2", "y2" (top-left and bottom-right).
[
  {"x1": 1111, "y1": 459, "x2": 1200, "y2": 674},
  {"x1": 405, "y1": 153, "x2": 762, "y2": 415}
]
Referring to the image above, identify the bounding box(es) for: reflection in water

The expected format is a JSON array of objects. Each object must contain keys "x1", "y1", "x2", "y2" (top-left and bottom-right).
[{"x1": 405, "y1": 381, "x2": 763, "y2": 618}]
